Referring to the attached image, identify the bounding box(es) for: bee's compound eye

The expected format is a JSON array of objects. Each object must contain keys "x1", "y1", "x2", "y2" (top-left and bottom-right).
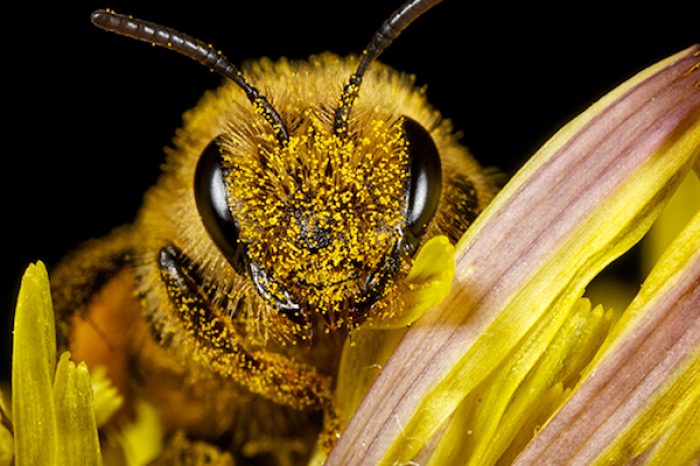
[
  {"x1": 402, "y1": 117, "x2": 442, "y2": 253},
  {"x1": 194, "y1": 138, "x2": 246, "y2": 273}
]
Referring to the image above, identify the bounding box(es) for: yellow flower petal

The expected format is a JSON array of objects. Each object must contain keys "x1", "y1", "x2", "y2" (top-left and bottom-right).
[
  {"x1": 401, "y1": 236, "x2": 455, "y2": 323},
  {"x1": 12, "y1": 262, "x2": 57, "y2": 466},
  {"x1": 11, "y1": 262, "x2": 104, "y2": 466},
  {"x1": 370, "y1": 235, "x2": 455, "y2": 329},
  {"x1": 515, "y1": 206, "x2": 700, "y2": 466},
  {"x1": 421, "y1": 299, "x2": 611, "y2": 466},
  {"x1": 498, "y1": 383, "x2": 569, "y2": 466},
  {"x1": 54, "y1": 353, "x2": 103, "y2": 466},
  {"x1": 639, "y1": 388, "x2": 700, "y2": 466}
]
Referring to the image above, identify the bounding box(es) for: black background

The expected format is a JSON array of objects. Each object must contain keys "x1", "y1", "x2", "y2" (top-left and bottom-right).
[{"x1": 2, "y1": 2, "x2": 697, "y2": 380}]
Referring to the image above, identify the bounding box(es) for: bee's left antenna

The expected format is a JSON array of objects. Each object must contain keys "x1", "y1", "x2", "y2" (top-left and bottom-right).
[{"x1": 90, "y1": 9, "x2": 290, "y2": 145}]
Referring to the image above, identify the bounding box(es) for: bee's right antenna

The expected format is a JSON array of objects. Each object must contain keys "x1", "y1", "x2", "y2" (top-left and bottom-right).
[{"x1": 333, "y1": 0, "x2": 444, "y2": 137}]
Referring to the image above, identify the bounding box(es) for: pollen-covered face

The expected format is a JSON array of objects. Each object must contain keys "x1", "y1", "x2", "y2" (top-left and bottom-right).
[{"x1": 223, "y1": 116, "x2": 409, "y2": 326}]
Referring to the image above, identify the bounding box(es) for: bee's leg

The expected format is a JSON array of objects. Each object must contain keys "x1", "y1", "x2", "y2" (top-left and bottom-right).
[
  {"x1": 157, "y1": 244, "x2": 342, "y2": 451},
  {"x1": 51, "y1": 226, "x2": 140, "y2": 423}
]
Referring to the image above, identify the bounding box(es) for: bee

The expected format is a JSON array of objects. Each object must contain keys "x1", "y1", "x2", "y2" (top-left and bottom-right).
[{"x1": 51, "y1": 1, "x2": 498, "y2": 463}]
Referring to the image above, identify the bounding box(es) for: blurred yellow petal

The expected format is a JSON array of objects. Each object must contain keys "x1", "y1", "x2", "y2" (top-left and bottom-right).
[
  {"x1": 336, "y1": 326, "x2": 408, "y2": 431},
  {"x1": 89, "y1": 366, "x2": 124, "y2": 428},
  {"x1": 54, "y1": 353, "x2": 103, "y2": 466},
  {"x1": 105, "y1": 399, "x2": 163, "y2": 466},
  {"x1": 12, "y1": 261, "x2": 57, "y2": 466},
  {"x1": 642, "y1": 170, "x2": 700, "y2": 276},
  {"x1": 0, "y1": 392, "x2": 12, "y2": 466},
  {"x1": 328, "y1": 45, "x2": 700, "y2": 466}
]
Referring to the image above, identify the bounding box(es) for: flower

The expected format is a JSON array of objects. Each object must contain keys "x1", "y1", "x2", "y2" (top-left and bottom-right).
[{"x1": 326, "y1": 45, "x2": 700, "y2": 465}]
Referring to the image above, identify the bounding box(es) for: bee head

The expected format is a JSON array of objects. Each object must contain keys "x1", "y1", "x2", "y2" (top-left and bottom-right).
[
  {"x1": 91, "y1": 1, "x2": 444, "y2": 329},
  {"x1": 195, "y1": 108, "x2": 441, "y2": 329}
]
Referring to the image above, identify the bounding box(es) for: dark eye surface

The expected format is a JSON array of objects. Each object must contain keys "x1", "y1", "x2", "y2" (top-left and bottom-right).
[
  {"x1": 402, "y1": 116, "x2": 442, "y2": 254},
  {"x1": 194, "y1": 138, "x2": 246, "y2": 273}
]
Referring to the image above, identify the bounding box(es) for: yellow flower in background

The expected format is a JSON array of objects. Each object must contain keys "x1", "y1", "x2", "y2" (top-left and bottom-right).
[
  {"x1": 327, "y1": 46, "x2": 700, "y2": 465},
  {"x1": 3, "y1": 46, "x2": 699, "y2": 466}
]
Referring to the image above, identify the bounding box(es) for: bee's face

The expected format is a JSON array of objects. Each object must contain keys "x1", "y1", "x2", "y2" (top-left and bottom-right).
[
  {"x1": 155, "y1": 56, "x2": 446, "y2": 333},
  {"x1": 220, "y1": 115, "x2": 409, "y2": 324}
]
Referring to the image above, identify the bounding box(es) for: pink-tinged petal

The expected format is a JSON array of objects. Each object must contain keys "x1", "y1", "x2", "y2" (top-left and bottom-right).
[
  {"x1": 635, "y1": 385, "x2": 700, "y2": 466},
  {"x1": 334, "y1": 236, "x2": 455, "y2": 432},
  {"x1": 417, "y1": 298, "x2": 611, "y2": 466},
  {"x1": 327, "y1": 45, "x2": 700, "y2": 466},
  {"x1": 514, "y1": 210, "x2": 700, "y2": 466}
]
